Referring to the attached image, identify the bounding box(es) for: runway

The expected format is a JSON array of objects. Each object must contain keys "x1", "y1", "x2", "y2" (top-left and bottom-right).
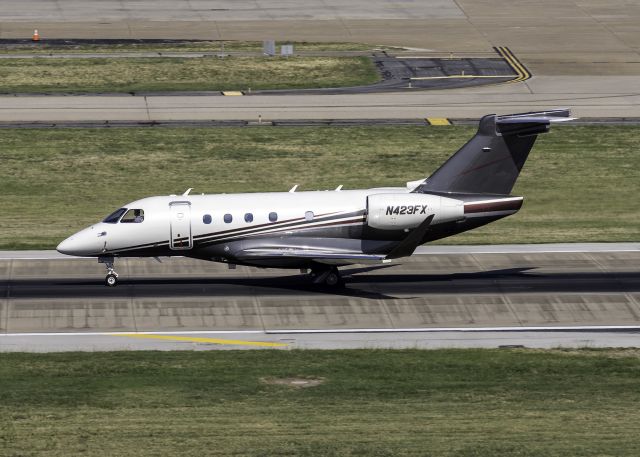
[{"x1": 1, "y1": 245, "x2": 639, "y2": 351}]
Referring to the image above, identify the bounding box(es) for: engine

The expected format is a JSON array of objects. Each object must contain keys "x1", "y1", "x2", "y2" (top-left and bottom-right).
[{"x1": 366, "y1": 193, "x2": 464, "y2": 230}]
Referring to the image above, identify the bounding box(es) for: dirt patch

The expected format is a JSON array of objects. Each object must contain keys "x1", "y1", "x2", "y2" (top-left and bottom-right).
[{"x1": 261, "y1": 377, "x2": 325, "y2": 388}]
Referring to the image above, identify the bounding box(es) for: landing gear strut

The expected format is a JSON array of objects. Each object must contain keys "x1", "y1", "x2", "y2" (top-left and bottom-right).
[
  {"x1": 99, "y1": 256, "x2": 119, "y2": 287},
  {"x1": 310, "y1": 266, "x2": 344, "y2": 288}
]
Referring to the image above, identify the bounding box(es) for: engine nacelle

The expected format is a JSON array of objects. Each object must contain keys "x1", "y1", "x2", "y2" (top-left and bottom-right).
[{"x1": 367, "y1": 193, "x2": 464, "y2": 230}]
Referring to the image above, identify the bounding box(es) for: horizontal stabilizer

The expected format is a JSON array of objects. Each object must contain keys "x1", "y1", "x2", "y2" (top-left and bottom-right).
[{"x1": 496, "y1": 109, "x2": 574, "y2": 137}]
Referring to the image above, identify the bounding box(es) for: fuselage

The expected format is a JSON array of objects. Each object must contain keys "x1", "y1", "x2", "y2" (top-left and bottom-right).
[{"x1": 56, "y1": 187, "x2": 522, "y2": 269}]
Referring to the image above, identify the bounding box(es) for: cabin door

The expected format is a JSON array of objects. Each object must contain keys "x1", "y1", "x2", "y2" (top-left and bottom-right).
[{"x1": 169, "y1": 202, "x2": 192, "y2": 250}]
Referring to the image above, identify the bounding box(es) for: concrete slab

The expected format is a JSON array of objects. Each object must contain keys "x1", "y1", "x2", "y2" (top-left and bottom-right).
[
  {"x1": 472, "y1": 252, "x2": 596, "y2": 273},
  {"x1": 259, "y1": 297, "x2": 393, "y2": 330},
  {"x1": 507, "y1": 294, "x2": 640, "y2": 326},
  {"x1": 8, "y1": 298, "x2": 135, "y2": 332},
  {"x1": 586, "y1": 252, "x2": 640, "y2": 271},
  {"x1": 0, "y1": 298, "x2": 5, "y2": 333},
  {"x1": 384, "y1": 295, "x2": 515, "y2": 327},
  {"x1": 132, "y1": 297, "x2": 262, "y2": 331},
  {"x1": 0, "y1": 260, "x2": 11, "y2": 281},
  {"x1": 0, "y1": 1, "x2": 466, "y2": 22},
  {"x1": 9, "y1": 258, "x2": 105, "y2": 280}
]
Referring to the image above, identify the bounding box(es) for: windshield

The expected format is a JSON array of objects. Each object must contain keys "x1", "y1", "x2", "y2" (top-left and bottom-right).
[
  {"x1": 102, "y1": 208, "x2": 127, "y2": 224},
  {"x1": 120, "y1": 209, "x2": 144, "y2": 223}
]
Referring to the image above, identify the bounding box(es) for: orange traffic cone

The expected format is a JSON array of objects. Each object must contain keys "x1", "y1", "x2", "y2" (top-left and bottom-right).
[{"x1": 32, "y1": 29, "x2": 40, "y2": 41}]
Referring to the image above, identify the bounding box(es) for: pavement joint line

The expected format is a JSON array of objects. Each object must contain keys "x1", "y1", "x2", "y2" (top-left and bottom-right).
[{"x1": 3, "y1": 326, "x2": 640, "y2": 337}]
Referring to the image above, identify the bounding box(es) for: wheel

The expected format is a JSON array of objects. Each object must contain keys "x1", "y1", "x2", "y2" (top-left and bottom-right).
[
  {"x1": 105, "y1": 273, "x2": 118, "y2": 287},
  {"x1": 325, "y1": 271, "x2": 340, "y2": 286}
]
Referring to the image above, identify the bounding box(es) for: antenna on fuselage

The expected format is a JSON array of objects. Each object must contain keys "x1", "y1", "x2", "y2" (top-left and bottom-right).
[
  {"x1": 182, "y1": 188, "x2": 193, "y2": 196},
  {"x1": 335, "y1": 185, "x2": 343, "y2": 191},
  {"x1": 289, "y1": 185, "x2": 298, "y2": 193}
]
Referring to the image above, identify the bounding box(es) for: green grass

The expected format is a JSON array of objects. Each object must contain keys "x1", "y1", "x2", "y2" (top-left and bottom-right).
[
  {"x1": 0, "y1": 56, "x2": 379, "y2": 93},
  {"x1": 0, "y1": 125, "x2": 638, "y2": 249},
  {"x1": 1, "y1": 349, "x2": 640, "y2": 456},
  {"x1": 0, "y1": 40, "x2": 381, "y2": 54}
]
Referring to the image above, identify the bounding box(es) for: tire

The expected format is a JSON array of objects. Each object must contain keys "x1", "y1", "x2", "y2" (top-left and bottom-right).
[
  {"x1": 105, "y1": 273, "x2": 118, "y2": 287},
  {"x1": 325, "y1": 271, "x2": 339, "y2": 287}
]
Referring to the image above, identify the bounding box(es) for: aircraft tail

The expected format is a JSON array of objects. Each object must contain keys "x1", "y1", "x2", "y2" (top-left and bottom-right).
[{"x1": 415, "y1": 109, "x2": 573, "y2": 195}]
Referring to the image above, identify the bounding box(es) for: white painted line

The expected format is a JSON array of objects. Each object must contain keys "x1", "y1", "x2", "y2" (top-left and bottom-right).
[
  {"x1": 0, "y1": 330, "x2": 265, "y2": 337},
  {"x1": 2, "y1": 325, "x2": 640, "y2": 338},
  {"x1": 266, "y1": 326, "x2": 640, "y2": 334}
]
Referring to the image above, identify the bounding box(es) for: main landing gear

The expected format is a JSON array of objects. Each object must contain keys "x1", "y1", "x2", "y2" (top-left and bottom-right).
[
  {"x1": 310, "y1": 266, "x2": 344, "y2": 288},
  {"x1": 99, "y1": 256, "x2": 119, "y2": 287}
]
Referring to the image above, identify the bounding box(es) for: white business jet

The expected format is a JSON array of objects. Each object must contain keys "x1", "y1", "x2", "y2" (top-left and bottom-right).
[{"x1": 57, "y1": 109, "x2": 571, "y2": 287}]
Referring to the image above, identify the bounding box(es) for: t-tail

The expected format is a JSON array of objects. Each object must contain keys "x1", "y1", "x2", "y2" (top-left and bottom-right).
[{"x1": 414, "y1": 109, "x2": 573, "y2": 195}]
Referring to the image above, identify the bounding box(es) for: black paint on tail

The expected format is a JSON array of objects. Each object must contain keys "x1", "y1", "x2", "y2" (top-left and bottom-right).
[{"x1": 416, "y1": 109, "x2": 571, "y2": 195}]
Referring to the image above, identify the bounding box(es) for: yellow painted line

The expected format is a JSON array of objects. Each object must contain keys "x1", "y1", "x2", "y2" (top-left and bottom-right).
[
  {"x1": 222, "y1": 91, "x2": 244, "y2": 96},
  {"x1": 410, "y1": 74, "x2": 515, "y2": 80},
  {"x1": 495, "y1": 46, "x2": 531, "y2": 84},
  {"x1": 426, "y1": 118, "x2": 451, "y2": 126},
  {"x1": 506, "y1": 48, "x2": 531, "y2": 81},
  {"x1": 111, "y1": 333, "x2": 287, "y2": 348}
]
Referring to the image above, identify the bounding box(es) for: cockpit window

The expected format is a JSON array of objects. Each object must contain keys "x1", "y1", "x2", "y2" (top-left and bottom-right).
[
  {"x1": 102, "y1": 208, "x2": 127, "y2": 224},
  {"x1": 120, "y1": 209, "x2": 145, "y2": 223}
]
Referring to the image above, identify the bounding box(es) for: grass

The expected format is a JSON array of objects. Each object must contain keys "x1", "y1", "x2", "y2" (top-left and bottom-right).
[
  {"x1": 0, "y1": 125, "x2": 638, "y2": 249},
  {"x1": 0, "y1": 56, "x2": 379, "y2": 93},
  {"x1": 1, "y1": 348, "x2": 640, "y2": 456},
  {"x1": 0, "y1": 40, "x2": 381, "y2": 54}
]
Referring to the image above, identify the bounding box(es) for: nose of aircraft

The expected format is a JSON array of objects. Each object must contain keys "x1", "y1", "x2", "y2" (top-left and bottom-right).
[{"x1": 56, "y1": 226, "x2": 104, "y2": 256}]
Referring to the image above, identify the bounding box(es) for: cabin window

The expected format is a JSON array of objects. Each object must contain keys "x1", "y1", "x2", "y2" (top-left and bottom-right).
[
  {"x1": 120, "y1": 209, "x2": 144, "y2": 223},
  {"x1": 305, "y1": 211, "x2": 314, "y2": 221},
  {"x1": 102, "y1": 208, "x2": 127, "y2": 224},
  {"x1": 224, "y1": 214, "x2": 233, "y2": 223},
  {"x1": 269, "y1": 212, "x2": 278, "y2": 222},
  {"x1": 203, "y1": 214, "x2": 212, "y2": 224},
  {"x1": 244, "y1": 213, "x2": 254, "y2": 223}
]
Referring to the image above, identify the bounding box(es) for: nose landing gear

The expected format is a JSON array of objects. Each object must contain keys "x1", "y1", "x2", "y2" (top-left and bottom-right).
[{"x1": 99, "y1": 256, "x2": 119, "y2": 287}]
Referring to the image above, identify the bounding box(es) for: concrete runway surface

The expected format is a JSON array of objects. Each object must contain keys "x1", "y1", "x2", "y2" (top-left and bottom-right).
[{"x1": 1, "y1": 245, "x2": 639, "y2": 351}]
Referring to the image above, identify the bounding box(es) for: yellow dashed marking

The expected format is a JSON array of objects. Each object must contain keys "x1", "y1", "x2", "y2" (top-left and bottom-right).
[
  {"x1": 426, "y1": 118, "x2": 451, "y2": 126},
  {"x1": 112, "y1": 333, "x2": 287, "y2": 348},
  {"x1": 222, "y1": 91, "x2": 244, "y2": 96}
]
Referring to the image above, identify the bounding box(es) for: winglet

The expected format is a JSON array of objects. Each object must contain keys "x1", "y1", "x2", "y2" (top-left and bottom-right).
[{"x1": 386, "y1": 214, "x2": 434, "y2": 260}]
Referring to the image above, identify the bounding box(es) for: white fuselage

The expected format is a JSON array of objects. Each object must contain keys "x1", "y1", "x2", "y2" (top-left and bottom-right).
[{"x1": 57, "y1": 187, "x2": 407, "y2": 257}]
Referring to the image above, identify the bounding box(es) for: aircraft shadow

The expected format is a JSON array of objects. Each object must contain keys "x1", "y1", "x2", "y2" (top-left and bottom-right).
[{"x1": 5, "y1": 267, "x2": 640, "y2": 301}]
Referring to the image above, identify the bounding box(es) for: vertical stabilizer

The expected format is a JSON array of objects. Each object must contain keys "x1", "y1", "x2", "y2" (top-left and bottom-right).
[{"x1": 416, "y1": 109, "x2": 572, "y2": 195}]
